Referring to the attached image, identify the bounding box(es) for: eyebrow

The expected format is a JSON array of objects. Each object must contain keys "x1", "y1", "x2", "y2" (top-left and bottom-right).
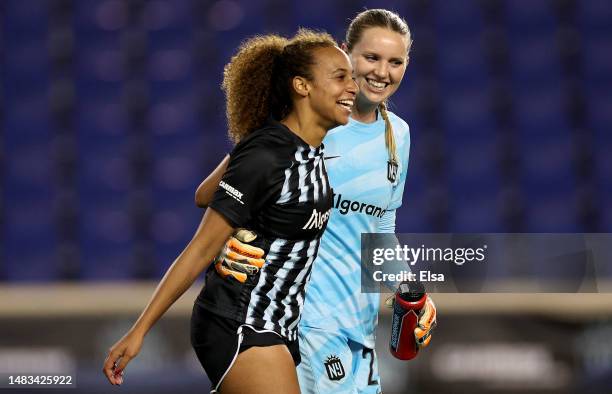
[
  {"x1": 363, "y1": 51, "x2": 406, "y2": 62},
  {"x1": 331, "y1": 67, "x2": 350, "y2": 74}
]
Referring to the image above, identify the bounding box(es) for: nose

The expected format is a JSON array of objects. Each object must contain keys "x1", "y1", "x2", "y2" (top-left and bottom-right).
[
  {"x1": 347, "y1": 77, "x2": 358, "y2": 95},
  {"x1": 373, "y1": 61, "x2": 389, "y2": 79}
]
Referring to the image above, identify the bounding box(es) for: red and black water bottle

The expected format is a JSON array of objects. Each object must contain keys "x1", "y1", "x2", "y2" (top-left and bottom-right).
[{"x1": 389, "y1": 281, "x2": 427, "y2": 360}]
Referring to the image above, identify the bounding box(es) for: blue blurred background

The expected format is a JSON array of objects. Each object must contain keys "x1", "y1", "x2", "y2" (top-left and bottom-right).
[
  {"x1": 1, "y1": 0, "x2": 612, "y2": 393},
  {"x1": 2, "y1": 0, "x2": 612, "y2": 282}
]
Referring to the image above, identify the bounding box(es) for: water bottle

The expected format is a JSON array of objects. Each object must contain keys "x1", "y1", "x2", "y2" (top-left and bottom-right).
[{"x1": 389, "y1": 281, "x2": 427, "y2": 360}]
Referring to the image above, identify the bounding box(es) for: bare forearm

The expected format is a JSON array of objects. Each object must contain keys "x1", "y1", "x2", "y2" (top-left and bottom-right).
[
  {"x1": 195, "y1": 154, "x2": 230, "y2": 207},
  {"x1": 129, "y1": 209, "x2": 233, "y2": 336},
  {"x1": 130, "y1": 245, "x2": 208, "y2": 335}
]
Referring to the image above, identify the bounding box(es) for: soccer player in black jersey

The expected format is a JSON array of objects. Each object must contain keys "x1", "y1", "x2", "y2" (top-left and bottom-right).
[{"x1": 103, "y1": 30, "x2": 357, "y2": 394}]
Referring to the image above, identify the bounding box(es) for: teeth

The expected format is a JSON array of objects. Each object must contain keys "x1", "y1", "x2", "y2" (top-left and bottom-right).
[
  {"x1": 367, "y1": 79, "x2": 387, "y2": 89},
  {"x1": 337, "y1": 100, "x2": 354, "y2": 109}
]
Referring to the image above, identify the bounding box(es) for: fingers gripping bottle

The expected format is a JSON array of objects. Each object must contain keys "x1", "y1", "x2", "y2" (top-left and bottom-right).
[{"x1": 389, "y1": 281, "x2": 426, "y2": 360}]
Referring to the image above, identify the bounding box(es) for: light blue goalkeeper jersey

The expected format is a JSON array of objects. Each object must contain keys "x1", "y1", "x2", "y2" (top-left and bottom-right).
[{"x1": 299, "y1": 111, "x2": 410, "y2": 348}]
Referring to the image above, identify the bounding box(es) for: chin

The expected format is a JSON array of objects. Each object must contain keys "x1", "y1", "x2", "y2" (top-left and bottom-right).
[
  {"x1": 364, "y1": 84, "x2": 397, "y2": 103},
  {"x1": 336, "y1": 114, "x2": 351, "y2": 126},
  {"x1": 327, "y1": 121, "x2": 341, "y2": 130},
  {"x1": 328, "y1": 110, "x2": 350, "y2": 127},
  {"x1": 363, "y1": 90, "x2": 387, "y2": 104}
]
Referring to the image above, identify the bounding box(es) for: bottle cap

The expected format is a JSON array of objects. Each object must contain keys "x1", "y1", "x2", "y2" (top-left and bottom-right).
[{"x1": 398, "y1": 281, "x2": 425, "y2": 302}]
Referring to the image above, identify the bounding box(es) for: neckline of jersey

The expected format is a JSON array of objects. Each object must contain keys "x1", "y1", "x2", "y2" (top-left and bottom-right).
[
  {"x1": 268, "y1": 117, "x2": 323, "y2": 151},
  {"x1": 344, "y1": 113, "x2": 385, "y2": 132}
]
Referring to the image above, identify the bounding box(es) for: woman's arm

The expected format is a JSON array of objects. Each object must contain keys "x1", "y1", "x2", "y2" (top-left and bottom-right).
[
  {"x1": 103, "y1": 207, "x2": 234, "y2": 385},
  {"x1": 195, "y1": 154, "x2": 230, "y2": 207}
]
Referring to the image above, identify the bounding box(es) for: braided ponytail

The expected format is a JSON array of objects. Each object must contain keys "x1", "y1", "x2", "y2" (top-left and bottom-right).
[{"x1": 379, "y1": 101, "x2": 398, "y2": 173}]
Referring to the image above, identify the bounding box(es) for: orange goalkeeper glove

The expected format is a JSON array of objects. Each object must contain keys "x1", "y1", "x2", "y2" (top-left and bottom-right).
[
  {"x1": 414, "y1": 296, "x2": 437, "y2": 347},
  {"x1": 214, "y1": 229, "x2": 265, "y2": 283}
]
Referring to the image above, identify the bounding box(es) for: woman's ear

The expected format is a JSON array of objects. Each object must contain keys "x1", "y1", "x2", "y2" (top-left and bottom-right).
[
  {"x1": 292, "y1": 76, "x2": 310, "y2": 97},
  {"x1": 340, "y1": 42, "x2": 349, "y2": 53}
]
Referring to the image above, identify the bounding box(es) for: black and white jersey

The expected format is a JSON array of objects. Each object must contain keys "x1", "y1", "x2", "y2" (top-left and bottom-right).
[{"x1": 198, "y1": 118, "x2": 333, "y2": 340}]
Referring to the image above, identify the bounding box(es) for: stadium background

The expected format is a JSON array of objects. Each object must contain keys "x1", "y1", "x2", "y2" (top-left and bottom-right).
[{"x1": 1, "y1": 0, "x2": 611, "y2": 392}]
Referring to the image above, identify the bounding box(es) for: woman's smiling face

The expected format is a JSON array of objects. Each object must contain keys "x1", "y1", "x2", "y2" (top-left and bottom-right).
[
  {"x1": 307, "y1": 46, "x2": 358, "y2": 129},
  {"x1": 348, "y1": 26, "x2": 410, "y2": 107}
]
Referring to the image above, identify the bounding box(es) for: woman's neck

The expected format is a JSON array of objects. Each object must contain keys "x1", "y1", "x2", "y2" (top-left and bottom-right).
[
  {"x1": 351, "y1": 95, "x2": 379, "y2": 123},
  {"x1": 281, "y1": 113, "x2": 325, "y2": 147}
]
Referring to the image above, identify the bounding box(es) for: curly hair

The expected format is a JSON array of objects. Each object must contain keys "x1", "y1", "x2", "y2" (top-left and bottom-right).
[{"x1": 222, "y1": 29, "x2": 337, "y2": 144}]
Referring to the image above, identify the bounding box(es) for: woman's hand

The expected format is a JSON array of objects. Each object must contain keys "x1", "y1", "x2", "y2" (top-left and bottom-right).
[{"x1": 102, "y1": 330, "x2": 144, "y2": 385}]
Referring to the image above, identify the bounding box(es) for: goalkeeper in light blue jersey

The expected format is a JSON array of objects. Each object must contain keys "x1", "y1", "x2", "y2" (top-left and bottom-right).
[
  {"x1": 295, "y1": 10, "x2": 436, "y2": 394},
  {"x1": 195, "y1": 9, "x2": 436, "y2": 394}
]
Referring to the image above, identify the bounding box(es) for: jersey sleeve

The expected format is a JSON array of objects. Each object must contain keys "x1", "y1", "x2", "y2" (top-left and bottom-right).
[
  {"x1": 378, "y1": 209, "x2": 397, "y2": 233},
  {"x1": 208, "y1": 139, "x2": 283, "y2": 228}
]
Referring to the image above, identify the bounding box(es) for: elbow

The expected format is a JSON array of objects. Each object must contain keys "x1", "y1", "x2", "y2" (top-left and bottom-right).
[
  {"x1": 195, "y1": 192, "x2": 207, "y2": 208},
  {"x1": 195, "y1": 184, "x2": 211, "y2": 208}
]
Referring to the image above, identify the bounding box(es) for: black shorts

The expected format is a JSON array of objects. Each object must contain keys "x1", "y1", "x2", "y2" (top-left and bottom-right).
[{"x1": 190, "y1": 302, "x2": 301, "y2": 391}]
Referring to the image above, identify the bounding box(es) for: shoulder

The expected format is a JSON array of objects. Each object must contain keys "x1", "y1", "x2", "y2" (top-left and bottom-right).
[
  {"x1": 235, "y1": 123, "x2": 294, "y2": 153},
  {"x1": 387, "y1": 111, "x2": 410, "y2": 139},
  {"x1": 230, "y1": 123, "x2": 296, "y2": 171},
  {"x1": 387, "y1": 111, "x2": 410, "y2": 159},
  {"x1": 238, "y1": 123, "x2": 293, "y2": 148}
]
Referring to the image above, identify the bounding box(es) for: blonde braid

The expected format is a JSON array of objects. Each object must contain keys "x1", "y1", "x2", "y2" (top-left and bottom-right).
[{"x1": 379, "y1": 101, "x2": 398, "y2": 166}]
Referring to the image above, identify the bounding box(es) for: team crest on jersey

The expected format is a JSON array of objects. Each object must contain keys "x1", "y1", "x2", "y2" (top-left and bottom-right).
[
  {"x1": 324, "y1": 355, "x2": 345, "y2": 381},
  {"x1": 387, "y1": 160, "x2": 398, "y2": 183}
]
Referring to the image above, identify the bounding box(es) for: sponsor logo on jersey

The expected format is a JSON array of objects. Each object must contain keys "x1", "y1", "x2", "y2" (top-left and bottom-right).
[
  {"x1": 302, "y1": 208, "x2": 332, "y2": 230},
  {"x1": 324, "y1": 355, "x2": 345, "y2": 381},
  {"x1": 333, "y1": 193, "x2": 386, "y2": 218},
  {"x1": 219, "y1": 181, "x2": 244, "y2": 204}
]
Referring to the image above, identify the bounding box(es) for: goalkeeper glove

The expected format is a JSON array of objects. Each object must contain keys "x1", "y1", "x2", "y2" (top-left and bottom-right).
[
  {"x1": 386, "y1": 294, "x2": 437, "y2": 348},
  {"x1": 214, "y1": 229, "x2": 265, "y2": 283}
]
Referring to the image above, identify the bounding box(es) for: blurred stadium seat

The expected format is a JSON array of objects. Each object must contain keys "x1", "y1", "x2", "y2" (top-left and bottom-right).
[{"x1": 1, "y1": 0, "x2": 609, "y2": 272}]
